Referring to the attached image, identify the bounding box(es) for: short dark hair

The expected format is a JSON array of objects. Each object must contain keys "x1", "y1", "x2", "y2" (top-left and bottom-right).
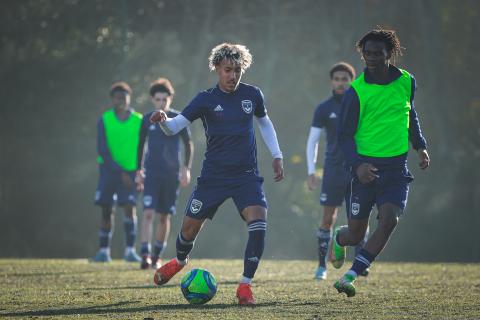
[
  {"x1": 330, "y1": 62, "x2": 356, "y2": 80},
  {"x1": 109, "y1": 81, "x2": 132, "y2": 97},
  {"x1": 356, "y1": 27, "x2": 403, "y2": 59},
  {"x1": 149, "y1": 78, "x2": 175, "y2": 97}
]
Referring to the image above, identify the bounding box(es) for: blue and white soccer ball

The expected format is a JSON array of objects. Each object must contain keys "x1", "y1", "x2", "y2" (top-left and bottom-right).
[{"x1": 180, "y1": 268, "x2": 217, "y2": 305}]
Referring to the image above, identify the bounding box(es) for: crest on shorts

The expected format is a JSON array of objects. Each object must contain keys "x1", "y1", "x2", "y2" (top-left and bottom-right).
[
  {"x1": 241, "y1": 100, "x2": 253, "y2": 114},
  {"x1": 143, "y1": 195, "x2": 152, "y2": 207},
  {"x1": 351, "y1": 202, "x2": 360, "y2": 216},
  {"x1": 320, "y1": 193, "x2": 327, "y2": 202},
  {"x1": 190, "y1": 199, "x2": 203, "y2": 214}
]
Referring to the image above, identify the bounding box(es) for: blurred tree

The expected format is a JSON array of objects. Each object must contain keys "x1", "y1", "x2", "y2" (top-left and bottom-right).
[{"x1": 0, "y1": 0, "x2": 478, "y2": 261}]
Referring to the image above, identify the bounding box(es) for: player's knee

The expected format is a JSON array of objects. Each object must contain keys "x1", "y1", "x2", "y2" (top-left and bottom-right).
[
  {"x1": 159, "y1": 214, "x2": 171, "y2": 224},
  {"x1": 350, "y1": 232, "x2": 367, "y2": 245},
  {"x1": 143, "y1": 210, "x2": 154, "y2": 222}
]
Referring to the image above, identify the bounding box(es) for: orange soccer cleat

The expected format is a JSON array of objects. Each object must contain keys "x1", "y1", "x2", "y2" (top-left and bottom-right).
[
  {"x1": 236, "y1": 283, "x2": 256, "y2": 306},
  {"x1": 153, "y1": 258, "x2": 186, "y2": 285}
]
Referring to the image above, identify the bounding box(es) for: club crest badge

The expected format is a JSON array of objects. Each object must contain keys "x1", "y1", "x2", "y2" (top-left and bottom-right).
[
  {"x1": 241, "y1": 100, "x2": 253, "y2": 114},
  {"x1": 351, "y1": 202, "x2": 360, "y2": 216},
  {"x1": 190, "y1": 199, "x2": 203, "y2": 214},
  {"x1": 143, "y1": 195, "x2": 153, "y2": 207}
]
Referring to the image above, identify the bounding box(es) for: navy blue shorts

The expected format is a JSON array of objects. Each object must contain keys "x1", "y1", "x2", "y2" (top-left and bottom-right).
[
  {"x1": 345, "y1": 167, "x2": 414, "y2": 220},
  {"x1": 320, "y1": 164, "x2": 351, "y2": 207},
  {"x1": 185, "y1": 174, "x2": 267, "y2": 220},
  {"x1": 94, "y1": 165, "x2": 137, "y2": 207},
  {"x1": 143, "y1": 174, "x2": 179, "y2": 214}
]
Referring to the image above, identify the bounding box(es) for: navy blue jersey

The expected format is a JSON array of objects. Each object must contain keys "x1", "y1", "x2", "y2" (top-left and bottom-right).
[
  {"x1": 338, "y1": 65, "x2": 427, "y2": 172},
  {"x1": 311, "y1": 93, "x2": 345, "y2": 166},
  {"x1": 139, "y1": 109, "x2": 191, "y2": 177},
  {"x1": 181, "y1": 82, "x2": 267, "y2": 179}
]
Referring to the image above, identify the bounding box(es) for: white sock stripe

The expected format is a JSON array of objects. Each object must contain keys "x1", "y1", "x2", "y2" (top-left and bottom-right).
[
  {"x1": 178, "y1": 234, "x2": 195, "y2": 245},
  {"x1": 248, "y1": 221, "x2": 267, "y2": 226},
  {"x1": 355, "y1": 255, "x2": 371, "y2": 267},
  {"x1": 248, "y1": 222, "x2": 267, "y2": 228},
  {"x1": 248, "y1": 227, "x2": 267, "y2": 232},
  {"x1": 248, "y1": 223, "x2": 267, "y2": 228},
  {"x1": 248, "y1": 223, "x2": 267, "y2": 229}
]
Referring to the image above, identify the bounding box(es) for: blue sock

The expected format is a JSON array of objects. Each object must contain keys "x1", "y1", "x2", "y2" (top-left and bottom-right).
[
  {"x1": 153, "y1": 240, "x2": 166, "y2": 259},
  {"x1": 123, "y1": 217, "x2": 137, "y2": 247},
  {"x1": 243, "y1": 219, "x2": 267, "y2": 279},
  {"x1": 140, "y1": 242, "x2": 150, "y2": 255},
  {"x1": 98, "y1": 227, "x2": 112, "y2": 249},
  {"x1": 316, "y1": 228, "x2": 331, "y2": 268},
  {"x1": 176, "y1": 233, "x2": 194, "y2": 262},
  {"x1": 351, "y1": 248, "x2": 375, "y2": 276}
]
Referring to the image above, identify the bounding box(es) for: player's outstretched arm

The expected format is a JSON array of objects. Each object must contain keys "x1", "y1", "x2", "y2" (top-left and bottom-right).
[
  {"x1": 255, "y1": 115, "x2": 284, "y2": 182},
  {"x1": 150, "y1": 111, "x2": 190, "y2": 136}
]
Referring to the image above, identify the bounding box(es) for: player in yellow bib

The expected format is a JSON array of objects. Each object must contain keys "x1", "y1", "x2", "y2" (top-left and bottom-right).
[
  {"x1": 93, "y1": 82, "x2": 143, "y2": 263},
  {"x1": 332, "y1": 28, "x2": 430, "y2": 297}
]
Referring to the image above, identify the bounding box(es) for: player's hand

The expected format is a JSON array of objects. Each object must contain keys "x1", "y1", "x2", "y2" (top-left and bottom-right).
[
  {"x1": 418, "y1": 148, "x2": 430, "y2": 170},
  {"x1": 356, "y1": 162, "x2": 379, "y2": 184},
  {"x1": 272, "y1": 158, "x2": 284, "y2": 182},
  {"x1": 306, "y1": 174, "x2": 317, "y2": 191},
  {"x1": 121, "y1": 171, "x2": 133, "y2": 188},
  {"x1": 135, "y1": 170, "x2": 145, "y2": 192},
  {"x1": 180, "y1": 166, "x2": 191, "y2": 187},
  {"x1": 150, "y1": 110, "x2": 167, "y2": 123}
]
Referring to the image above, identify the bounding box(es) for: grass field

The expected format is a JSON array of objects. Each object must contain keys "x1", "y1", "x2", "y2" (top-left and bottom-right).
[{"x1": 0, "y1": 259, "x2": 479, "y2": 319}]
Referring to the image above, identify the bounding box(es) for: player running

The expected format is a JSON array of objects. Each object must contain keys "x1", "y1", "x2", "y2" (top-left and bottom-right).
[
  {"x1": 333, "y1": 28, "x2": 430, "y2": 297},
  {"x1": 136, "y1": 78, "x2": 194, "y2": 270},
  {"x1": 151, "y1": 43, "x2": 284, "y2": 306},
  {"x1": 306, "y1": 62, "x2": 369, "y2": 280},
  {"x1": 92, "y1": 82, "x2": 143, "y2": 263}
]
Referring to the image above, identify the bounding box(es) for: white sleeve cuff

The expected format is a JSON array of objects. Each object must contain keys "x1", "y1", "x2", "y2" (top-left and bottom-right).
[
  {"x1": 256, "y1": 115, "x2": 283, "y2": 159},
  {"x1": 306, "y1": 127, "x2": 322, "y2": 175},
  {"x1": 159, "y1": 114, "x2": 190, "y2": 136}
]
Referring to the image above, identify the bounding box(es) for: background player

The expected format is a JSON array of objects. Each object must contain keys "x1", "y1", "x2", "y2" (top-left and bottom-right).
[
  {"x1": 333, "y1": 28, "x2": 430, "y2": 297},
  {"x1": 136, "y1": 78, "x2": 193, "y2": 269},
  {"x1": 306, "y1": 62, "x2": 369, "y2": 280},
  {"x1": 151, "y1": 43, "x2": 284, "y2": 305},
  {"x1": 93, "y1": 82, "x2": 143, "y2": 263}
]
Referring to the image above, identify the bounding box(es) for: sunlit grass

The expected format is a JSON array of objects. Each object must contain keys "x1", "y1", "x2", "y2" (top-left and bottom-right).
[{"x1": 0, "y1": 259, "x2": 479, "y2": 319}]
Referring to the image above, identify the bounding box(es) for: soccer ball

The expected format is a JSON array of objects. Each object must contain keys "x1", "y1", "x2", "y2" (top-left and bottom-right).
[{"x1": 180, "y1": 268, "x2": 217, "y2": 304}]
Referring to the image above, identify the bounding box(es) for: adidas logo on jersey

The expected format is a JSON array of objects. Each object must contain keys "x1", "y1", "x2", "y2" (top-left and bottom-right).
[
  {"x1": 329, "y1": 112, "x2": 337, "y2": 119},
  {"x1": 214, "y1": 105, "x2": 223, "y2": 112}
]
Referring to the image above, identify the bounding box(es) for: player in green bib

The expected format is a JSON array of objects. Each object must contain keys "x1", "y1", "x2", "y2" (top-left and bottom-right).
[
  {"x1": 92, "y1": 82, "x2": 143, "y2": 263},
  {"x1": 332, "y1": 28, "x2": 430, "y2": 297}
]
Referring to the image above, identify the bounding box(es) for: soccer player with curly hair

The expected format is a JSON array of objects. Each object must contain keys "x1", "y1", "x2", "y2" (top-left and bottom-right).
[
  {"x1": 151, "y1": 43, "x2": 284, "y2": 305},
  {"x1": 332, "y1": 28, "x2": 430, "y2": 297}
]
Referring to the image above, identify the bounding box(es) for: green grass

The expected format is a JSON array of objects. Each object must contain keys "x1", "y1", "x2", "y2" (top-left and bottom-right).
[{"x1": 0, "y1": 259, "x2": 479, "y2": 319}]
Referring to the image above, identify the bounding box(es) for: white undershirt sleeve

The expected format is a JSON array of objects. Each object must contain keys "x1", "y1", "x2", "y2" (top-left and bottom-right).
[
  {"x1": 158, "y1": 114, "x2": 190, "y2": 136},
  {"x1": 255, "y1": 115, "x2": 283, "y2": 159},
  {"x1": 306, "y1": 127, "x2": 323, "y2": 175}
]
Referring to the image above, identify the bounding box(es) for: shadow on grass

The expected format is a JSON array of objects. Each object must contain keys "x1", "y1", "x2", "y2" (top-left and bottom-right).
[
  {"x1": 6, "y1": 267, "x2": 137, "y2": 278},
  {"x1": 75, "y1": 278, "x2": 311, "y2": 292},
  {"x1": 0, "y1": 300, "x2": 279, "y2": 317}
]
